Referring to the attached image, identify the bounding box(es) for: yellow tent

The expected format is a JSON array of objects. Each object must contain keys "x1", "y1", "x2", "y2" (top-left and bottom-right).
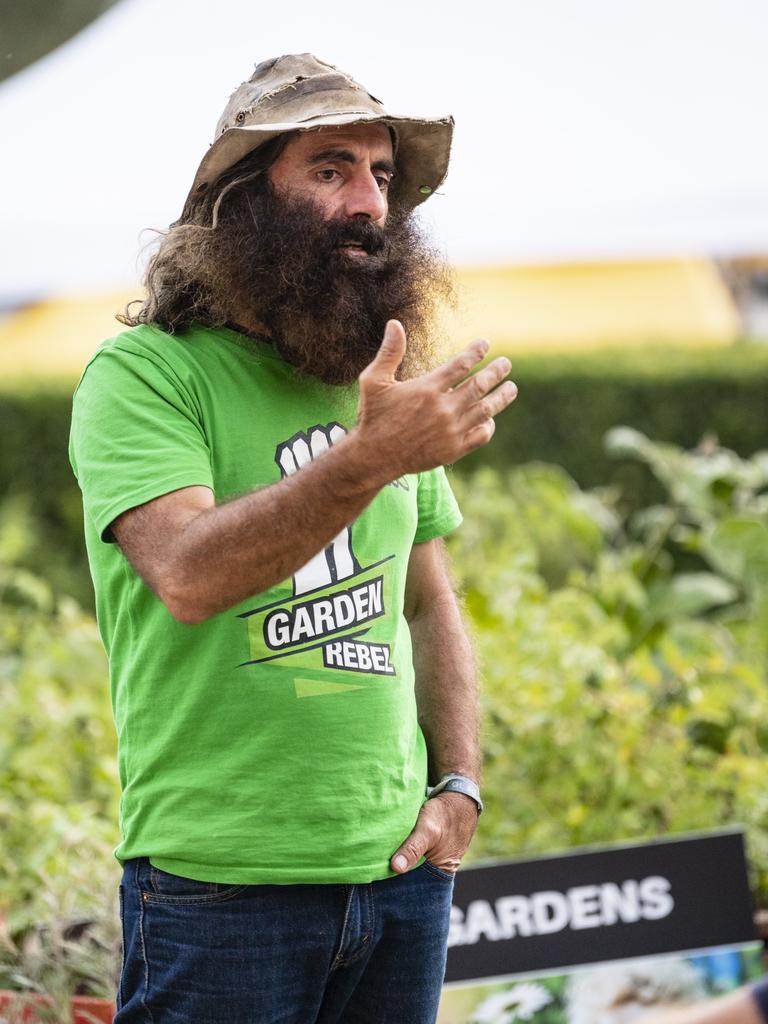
[
  {"x1": 453, "y1": 258, "x2": 739, "y2": 350},
  {"x1": 0, "y1": 258, "x2": 740, "y2": 382}
]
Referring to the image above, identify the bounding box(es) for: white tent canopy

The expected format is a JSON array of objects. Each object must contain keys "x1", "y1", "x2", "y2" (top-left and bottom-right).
[{"x1": 2, "y1": 0, "x2": 768, "y2": 299}]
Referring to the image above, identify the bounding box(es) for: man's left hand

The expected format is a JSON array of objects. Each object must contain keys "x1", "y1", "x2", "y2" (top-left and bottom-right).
[{"x1": 390, "y1": 792, "x2": 479, "y2": 876}]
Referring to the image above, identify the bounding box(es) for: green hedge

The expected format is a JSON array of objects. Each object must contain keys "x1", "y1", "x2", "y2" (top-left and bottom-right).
[
  {"x1": 0, "y1": 384, "x2": 90, "y2": 605},
  {"x1": 4, "y1": 449, "x2": 768, "y2": 1011},
  {"x1": 461, "y1": 342, "x2": 768, "y2": 509},
  {"x1": 2, "y1": 343, "x2": 767, "y2": 605}
]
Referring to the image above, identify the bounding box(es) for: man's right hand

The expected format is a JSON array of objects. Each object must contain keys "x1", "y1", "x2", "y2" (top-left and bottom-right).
[{"x1": 355, "y1": 319, "x2": 517, "y2": 482}]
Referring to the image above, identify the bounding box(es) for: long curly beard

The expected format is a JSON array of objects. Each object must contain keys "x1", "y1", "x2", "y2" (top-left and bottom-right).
[{"x1": 193, "y1": 184, "x2": 453, "y2": 385}]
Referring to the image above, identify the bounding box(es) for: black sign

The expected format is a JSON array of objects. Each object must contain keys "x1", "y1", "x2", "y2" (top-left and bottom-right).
[{"x1": 446, "y1": 831, "x2": 755, "y2": 984}]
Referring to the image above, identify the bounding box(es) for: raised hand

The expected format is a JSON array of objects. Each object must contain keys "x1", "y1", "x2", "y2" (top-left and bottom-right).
[{"x1": 356, "y1": 319, "x2": 517, "y2": 481}]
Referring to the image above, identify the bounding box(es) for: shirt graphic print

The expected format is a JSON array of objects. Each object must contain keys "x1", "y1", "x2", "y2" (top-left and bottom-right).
[{"x1": 239, "y1": 421, "x2": 397, "y2": 680}]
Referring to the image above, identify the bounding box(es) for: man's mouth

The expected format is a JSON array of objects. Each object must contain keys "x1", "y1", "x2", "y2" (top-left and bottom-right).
[{"x1": 337, "y1": 241, "x2": 368, "y2": 257}]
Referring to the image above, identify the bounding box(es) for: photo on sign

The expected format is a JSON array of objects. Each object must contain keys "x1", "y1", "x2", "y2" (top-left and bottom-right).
[
  {"x1": 437, "y1": 944, "x2": 766, "y2": 1024},
  {"x1": 438, "y1": 832, "x2": 761, "y2": 1023}
]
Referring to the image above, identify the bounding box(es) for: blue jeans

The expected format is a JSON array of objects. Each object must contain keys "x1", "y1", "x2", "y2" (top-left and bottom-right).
[{"x1": 115, "y1": 855, "x2": 454, "y2": 1023}]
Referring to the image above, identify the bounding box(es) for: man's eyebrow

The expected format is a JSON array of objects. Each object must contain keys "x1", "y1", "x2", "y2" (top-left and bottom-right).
[
  {"x1": 307, "y1": 148, "x2": 396, "y2": 176},
  {"x1": 372, "y1": 158, "x2": 397, "y2": 177}
]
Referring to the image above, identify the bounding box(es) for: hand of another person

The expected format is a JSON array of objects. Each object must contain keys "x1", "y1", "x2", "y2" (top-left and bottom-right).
[
  {"x1": 389, "y1": 791, "x2": 479, "y2": 876},
  {"x1": 638, "y1": 987, "x2": 766, "y2": 1024},
  {"x1": 354, "y1": 319, "x2": 517, "y2": 482}
]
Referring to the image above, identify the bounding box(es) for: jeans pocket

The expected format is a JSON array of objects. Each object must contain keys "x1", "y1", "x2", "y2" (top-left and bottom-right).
[
  {"x1": 422, "y1": 859, "x2": 457, "y2": 883},
  {"x1": 141, "y1": 859, "x2": 249, "y2": 905}
]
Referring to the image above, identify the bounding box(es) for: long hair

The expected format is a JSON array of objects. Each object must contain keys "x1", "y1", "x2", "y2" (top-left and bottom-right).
[{"x1": 117, "y1": 135, "x2": 291, "y2": 333}]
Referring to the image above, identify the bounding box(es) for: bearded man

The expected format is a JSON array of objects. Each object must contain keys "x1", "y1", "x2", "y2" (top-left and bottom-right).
[{"x1": 68, "y1": 54, "x2": 516, "y2": 1024}]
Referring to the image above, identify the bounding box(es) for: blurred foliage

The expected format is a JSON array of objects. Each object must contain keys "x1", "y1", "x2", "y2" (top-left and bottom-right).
[
  {"x1": 0, "y1": 0, "x2": 121, "y2": 83},
  {"x1": 0, "y1": 386, "x2": 91, "y2": 608},
  {"x1": 2, "y1": 344, "x2": 767, "y2": 609},
  {"x1": 448, "y1": 432, "x2": 768, "y2": 897},
  {"x1": 461, "y1": 342, "x2": 768, "y2": 511},
  {"x1": 2, "y1": 425, "x2": 768, "y2": 1007},
  {"x1": 0, "y1": 514, "x2": 120, "y2": 1006}
]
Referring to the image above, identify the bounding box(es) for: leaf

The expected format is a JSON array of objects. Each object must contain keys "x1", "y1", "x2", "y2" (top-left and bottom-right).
[
  {"x1": 705, "y1": 517, "x2": 768, "y2": 590},
  {"x1": 646, "y1": 573, "x2": 739, "y2": 622},
  {"x1": 604, "y1": 426, "x2": 653, "y2": 460}
]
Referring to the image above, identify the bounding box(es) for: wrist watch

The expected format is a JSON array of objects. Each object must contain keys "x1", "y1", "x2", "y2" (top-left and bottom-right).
[{"x1": 426, "y1": 773, "x2": 484, "y2": 815}]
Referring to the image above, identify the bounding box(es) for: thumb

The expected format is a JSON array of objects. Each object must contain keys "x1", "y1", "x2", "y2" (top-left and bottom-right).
[
  {"x1": 390, "y1": 817, "x2": 431, "y2": 874},
  {"x1": 367, "y1": 319, "x2": 406, "y2": 380}
]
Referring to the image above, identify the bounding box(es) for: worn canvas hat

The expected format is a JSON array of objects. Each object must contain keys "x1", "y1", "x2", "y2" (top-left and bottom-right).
[{"x1": 185, "y1": 53, "x2": 454, "y2": 212}]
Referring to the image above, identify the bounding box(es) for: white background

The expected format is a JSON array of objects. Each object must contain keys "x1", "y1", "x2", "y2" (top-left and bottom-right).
[{"x1": 1, "y1": 0, "x2": 767, "y2": 298}]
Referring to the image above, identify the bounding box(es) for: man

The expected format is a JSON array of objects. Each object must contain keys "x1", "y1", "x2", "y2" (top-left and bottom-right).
[{"x1": 69, "y1": 54, "x2": 516, "y2": 1023}]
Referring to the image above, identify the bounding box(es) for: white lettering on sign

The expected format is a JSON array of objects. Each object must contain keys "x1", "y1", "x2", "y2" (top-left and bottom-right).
[{"x1": 448, "y1": 876, "x2": 674, "y2": 947}]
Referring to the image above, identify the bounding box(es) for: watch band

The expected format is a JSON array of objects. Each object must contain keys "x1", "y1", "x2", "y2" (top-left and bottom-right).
[{"x1": 426, "y1": 773, "x2": 484, "y2": 815}]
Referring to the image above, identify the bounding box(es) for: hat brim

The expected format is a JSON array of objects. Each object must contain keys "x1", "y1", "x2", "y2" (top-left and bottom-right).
[{"x1": 184, "y1": 110, "x2": 454, "y2": 213}]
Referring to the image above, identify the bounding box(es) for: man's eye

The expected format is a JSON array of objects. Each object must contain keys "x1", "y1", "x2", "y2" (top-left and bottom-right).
[
  {"x1": 376, "y1": 176, "x2": 392, "y2": 191},
  {"x1": 317, "y1": 168, "x2": 340, "y2": 182}
]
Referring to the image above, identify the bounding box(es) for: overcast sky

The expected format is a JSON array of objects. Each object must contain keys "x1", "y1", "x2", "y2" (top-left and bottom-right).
[{"x1": 2, "y1": 0, "x2": 768, "y2": 300}]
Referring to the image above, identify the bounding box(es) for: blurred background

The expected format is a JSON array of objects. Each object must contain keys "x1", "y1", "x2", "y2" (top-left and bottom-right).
[{"x1": 2, "y1": 0, "x2": 768, "y2": 1018}]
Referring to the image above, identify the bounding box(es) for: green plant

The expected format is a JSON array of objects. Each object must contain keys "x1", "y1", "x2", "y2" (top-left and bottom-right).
[
  {"x1": 3, "y1": 427, "x2": 768, "y2": 1016},
  {"x1": 447, "y1": 448, "x2": 768, "y2": 899},
  {"x1": 0, "y1": 859, "x2": 120, "y2": 1021},
  {"x1": 605, "y1": 427, "x2": 768, "y2": 669},
  {"x1": 0, "y1": 516, "x2": 121, "y2": 1009},
  {"x1": 461, "y1": 343, "x2": 768, "y2": 497}
]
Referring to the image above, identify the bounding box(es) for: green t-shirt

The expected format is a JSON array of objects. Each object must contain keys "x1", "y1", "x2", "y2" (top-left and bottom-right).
[{"x1": 68, "y1": 323, "x2": 462, "y2": 885}]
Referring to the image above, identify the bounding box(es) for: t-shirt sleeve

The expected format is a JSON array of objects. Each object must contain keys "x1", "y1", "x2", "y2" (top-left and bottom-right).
[
  {"x1": 413, "y1": 465, "x2": 463, "y2": 544},
  {"x1": 68, "y1": 344, "x2": 214, "y2": 543}
]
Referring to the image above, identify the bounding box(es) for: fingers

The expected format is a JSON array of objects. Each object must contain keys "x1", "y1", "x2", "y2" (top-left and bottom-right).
[
  {"x1": 463, "y1": 418, "x2": 497, "y2": 452},
  {"x1": 428, "y1": 338, "x2": 490, "y2": 390},
  {"x1": 460, "y1": 378, "x2": 518, "y2": 452},
  {"x1": 390, "y1": 808, "x2": 437, "y2": 874},
  {"x1": 357, "y1": 330, "x2": 517, "y2": 473},
  {"x1": 454, "y1": 355, "x2": 512, "y2": 403},
  {"x1": 391, "y1": 793, "x2": 479, "y2": 874},
  {"x1": 427, "y1": 343, "x2": 517, "y2": 460},
  {"x1": 362, "y1": 319, "x2": 407, "y2": 381},
  {"x1": 391, "y1": 831, "x2": 429, "y2": 874},
  {"x1": 461, "y1": 379, "x2": 518, "y2": 431}
]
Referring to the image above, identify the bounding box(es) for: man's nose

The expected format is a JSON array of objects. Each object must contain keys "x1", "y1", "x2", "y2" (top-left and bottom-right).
[{"x1": 341, "y1": 169, "x2": 387, "y2": 222}]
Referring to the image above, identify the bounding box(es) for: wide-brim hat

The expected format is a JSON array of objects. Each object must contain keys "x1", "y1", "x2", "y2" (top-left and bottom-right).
[{"x1": 184, "y1": 53, "x2": 454, "y2": 213}]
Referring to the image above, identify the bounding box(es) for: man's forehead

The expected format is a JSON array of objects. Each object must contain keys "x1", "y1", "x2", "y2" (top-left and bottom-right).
[{"x1": 290, "y1": 122, "x2": 394, "y2": 158}]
